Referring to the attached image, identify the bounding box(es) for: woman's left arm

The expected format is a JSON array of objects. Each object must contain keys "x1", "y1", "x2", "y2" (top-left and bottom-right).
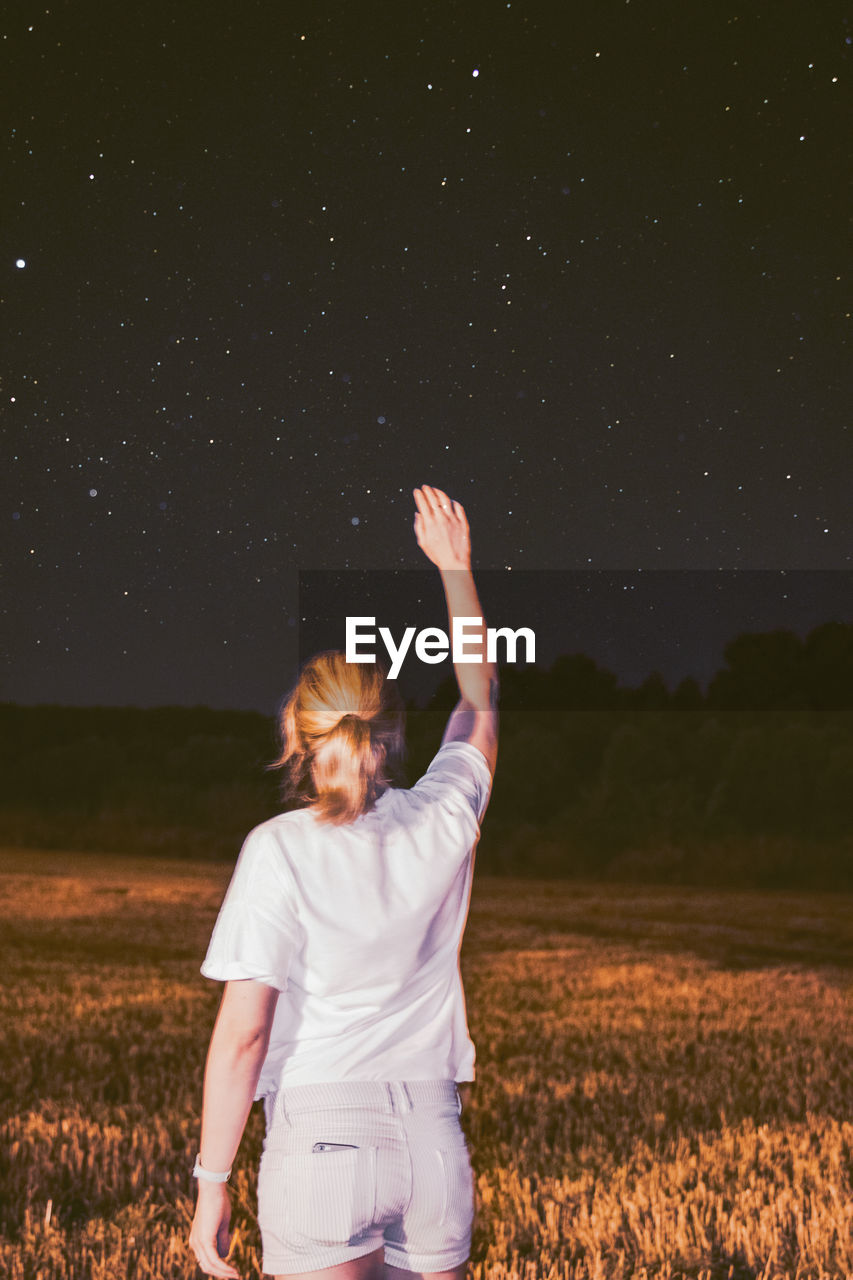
[{"x1": 189, "y1": 979, "x2": 280, "y2": 1280}]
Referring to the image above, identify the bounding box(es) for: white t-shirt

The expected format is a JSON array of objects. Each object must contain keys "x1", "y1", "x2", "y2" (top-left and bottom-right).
[{"x1": 200, "y1": 740, "x2": 492, "y2": 1099}]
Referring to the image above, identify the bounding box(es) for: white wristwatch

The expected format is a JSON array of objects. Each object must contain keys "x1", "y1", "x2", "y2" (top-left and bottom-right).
[{"x1": 193, "y1": 1155, "x2": 232, "y2": 1183}]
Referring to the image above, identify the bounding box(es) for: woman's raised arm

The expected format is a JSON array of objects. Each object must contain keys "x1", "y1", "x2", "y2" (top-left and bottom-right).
[{"x1": 413, "y1": 485, "x2": 498, "y2": 776}]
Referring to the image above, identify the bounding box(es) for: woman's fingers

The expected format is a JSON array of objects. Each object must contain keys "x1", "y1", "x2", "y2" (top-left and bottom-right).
[
  {"x1": 412, "y1": 487, "x2": 434, "y2": 520},
  {"x1": 192, "y1": 1238, "x2": 239, "y2": 1279},
  {"x1": 415, "y1": 485, "x2": 440, "y2": 515},
  {"x1": 421, "y1": 485, "x2": 443, "y2": 513},
  {"x1": 428, "y1": 485, "x2": 453, "y2": 513},
  {"x1": 189, "y1": 1197, "x2": 239, "y2": 1279},
  {"x1": 414, "y1": 485, "x2": 462, "y2": 521}
]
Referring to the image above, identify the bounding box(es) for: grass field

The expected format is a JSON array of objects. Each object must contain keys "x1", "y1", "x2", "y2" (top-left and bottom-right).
[{"x1": 0, "y1": 847, "x2": 851, "y2": 1280}]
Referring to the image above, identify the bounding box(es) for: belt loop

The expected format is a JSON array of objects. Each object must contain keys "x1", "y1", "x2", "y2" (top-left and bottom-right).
[
  {"x1": 455, "y1": 1085, "x2": 462, "y2": 1116},
  {"x1": 401, "y1": 1082, "x2": 413, "y2": 1112}
]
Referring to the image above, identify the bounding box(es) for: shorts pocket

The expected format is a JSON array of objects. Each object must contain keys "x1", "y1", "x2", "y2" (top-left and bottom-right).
[
  {"x1": 259, "y1": 1144, "x2": 378, "y2": 1247},
  {"x1": 437, "y1": 1138, "x2": 475, "y2": 1232}
]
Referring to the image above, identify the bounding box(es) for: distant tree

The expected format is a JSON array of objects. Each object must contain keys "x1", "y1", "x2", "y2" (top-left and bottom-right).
[
  {"x1": 164, "y1": 734, "x2": 259, "y2": 786},
  {"x1": 707, "y1": 719, "x2": 828, "y2": 836},
  {"x1": 629, "y1": 670, "x2": 670, "y2": 710},
  {"x1": 37, "y1": 736, "x2": 128, "y2": 812},
  {"x1": 814, "y1": 738, "x2": 853, "y2": 836},
  {"x1": 684, "y1": 716, "x2": 731, "y2": 811},
  {"x1": 582, "y1": 720, "x2": 677, "y2": 847},
  {"x1": 497, "y1": 663, "x2": 551, "y2": 710},
  {"x1": 802, "y1": 621, "x2": 853, "y2": 710},
  {"x1": 672, "y1": 676, "x2": 704, "y2": 710},
  {"x1": 707, "y1": 629, "x2": 807, "y2": 711},
  {"x1": 547, "y1": 653, "x2": 621, "y2": 710}
]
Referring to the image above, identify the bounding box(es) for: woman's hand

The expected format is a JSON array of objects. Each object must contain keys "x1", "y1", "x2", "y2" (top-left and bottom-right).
[
  {"x1": 189, "y1": 1183, "x2": 240, "y2": 1279},
  {"x1": 413, "y1": 485, "x2": 471, "y2": 571}
]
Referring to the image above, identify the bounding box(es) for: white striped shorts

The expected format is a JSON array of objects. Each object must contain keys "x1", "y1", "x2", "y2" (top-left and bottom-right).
[{"x1": 258, "y1": 1079, "x2": 474, "y2": 1275}]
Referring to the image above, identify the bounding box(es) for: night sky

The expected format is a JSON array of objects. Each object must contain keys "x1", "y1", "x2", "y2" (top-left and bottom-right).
[{"x1": 6, "y1": 2, "x2": 852, "y2": 714}]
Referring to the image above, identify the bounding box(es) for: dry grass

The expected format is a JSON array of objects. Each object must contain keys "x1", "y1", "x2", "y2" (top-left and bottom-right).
[{"x1": 0, "y1": 849, "x2": 850, "y2": 1279}]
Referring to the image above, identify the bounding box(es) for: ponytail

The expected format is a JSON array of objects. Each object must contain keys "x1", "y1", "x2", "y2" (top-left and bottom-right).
[{"x1": 268, "y1": 650, "x2": 406, "y2": 825}]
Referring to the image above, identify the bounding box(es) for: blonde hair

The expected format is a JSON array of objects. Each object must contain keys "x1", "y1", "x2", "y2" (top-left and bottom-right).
[{"x1": 268, "y1": 650, "x2": 406, "y2": 825}]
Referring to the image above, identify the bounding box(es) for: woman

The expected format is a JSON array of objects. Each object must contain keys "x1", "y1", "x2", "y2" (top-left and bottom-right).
[{"x1": 188, "y1": 485, "x2": 498, "y2": 1280}]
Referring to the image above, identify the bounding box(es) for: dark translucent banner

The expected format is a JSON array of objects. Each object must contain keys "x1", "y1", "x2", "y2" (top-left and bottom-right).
[{"x1": 297, "y1": 569, "x2": 853, "y2": 711}]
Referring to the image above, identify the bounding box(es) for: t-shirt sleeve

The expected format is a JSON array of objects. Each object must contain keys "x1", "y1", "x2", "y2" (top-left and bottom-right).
[
  {"x1": 200, "y1": 824, "x2": 301, "y2": 992},
  {"x1": 413, "y1": 740, "x2": 493, "y2": 826}
]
